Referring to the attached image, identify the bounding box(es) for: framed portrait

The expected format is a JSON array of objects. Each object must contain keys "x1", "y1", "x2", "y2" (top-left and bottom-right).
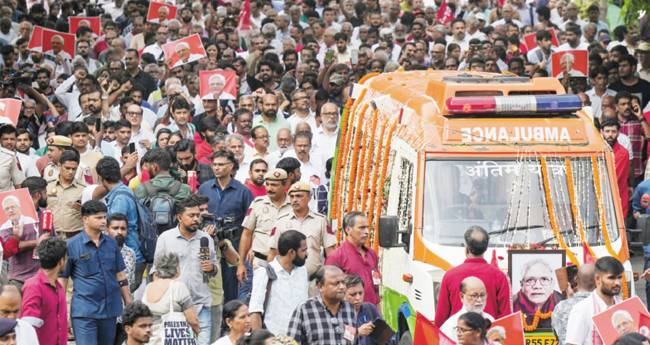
[{"x1": 509, "y1": 249, "x2": 566, "y2": 332}]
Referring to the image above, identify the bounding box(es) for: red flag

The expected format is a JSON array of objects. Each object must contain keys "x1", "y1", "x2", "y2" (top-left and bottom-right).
[
  {"x1": 583, "y1": 241, "x2": 595, "y2": 264},
  {"x1": 414, "y1": 312, "x2": 456, "y2": 345},
  {"x1": 436, "y1": 0, "x2": 454, "y2": 25},
  {"x1": 237, "y1": 0, "x2": 251, "y2": 31},
  {"x1": 490, "y1": 249, "x2": 499, "y2": 269}
]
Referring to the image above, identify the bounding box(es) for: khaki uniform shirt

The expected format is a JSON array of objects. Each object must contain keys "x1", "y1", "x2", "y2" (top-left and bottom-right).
[
  {"x1": 241, "y1": 194, "x2": 291, "y2": 269},
  {"x1": 268, "y1": 210, "x2": 336, "y2": 277},
  {"x1": 80, "y1": 149, "x2": 103, "y2": 184},
  {"x1": 46, "y1": 178, "x2": 88, "y2": 234},
  {"x1": 0, "y1": 147, "x2": 25, "y2": 192},
  {"x1": 43, "y1": 161, "x2": 94, "y2": 185}
]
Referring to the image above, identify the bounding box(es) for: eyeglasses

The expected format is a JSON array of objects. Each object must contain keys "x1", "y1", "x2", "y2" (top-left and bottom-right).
[
  {"x1": 454, "y1": 327, "x2": 476, "y2": 334},
  {"x1": 322, "y1": 112, "x2": 338, "y2": 117},
  {"x1": 255, "y1": 135, "x2": 270, "y2": 139},
  {"x1": 126, "y1": 112, "x2": 142, "y2": 117},
  {"x1": 463, "y1": 293, "x2": 488, "y2": 301},
  {"x1": 522, "y1": 277, "x2": 553, "y2": 286},
  {"x1": 293, "y1": 96, "x2": 309, "y2": 101},
  {"x1": 156, "y1": 32, "x2": 169, "y2": 36}
]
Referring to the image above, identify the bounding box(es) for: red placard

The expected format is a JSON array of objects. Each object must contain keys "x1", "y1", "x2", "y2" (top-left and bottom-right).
[
  {"x1": 487, "y1": 313, "x2": 525, "y2": 345},
  {"x1": 70, "y1": 17, "x2": 102, "y2": 36},
  {"x1": 147, "y1": 2, "x2": 178, "y2": 24},
  {"x1": 27, "y1": 26, "x2": 43, "y2": 52},
  {"x1": 199, "y1": 70, "x2": 237, "y2": 101},
  {"x1": 523, "y1": 28, "x2": 559, "y2": 50},
  {"x1": 593, "y1": 296, "x2": 650, "y2": 345},
  {"x1": 162, "y1": 34, "x2": 206, "y2": 68},
  {"x1": 41, "y1": 29, "x2": 75, "y2": 59},
  {"x1": 414, "y1": 312, "x2": 456, "y2": 345},
  {"x1": 0, "y1": 189, "x2": 39, "y2": 231},
  {"x1": 551, "y1": 50, "x2": 588, "y2": 79},
  {"x1": 0, "y1": 99, "x2": 23, "y2": 126}
]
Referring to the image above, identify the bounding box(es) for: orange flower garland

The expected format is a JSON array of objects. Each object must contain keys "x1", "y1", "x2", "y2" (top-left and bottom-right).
[
  {"x1": 367, "y1": 120, "x2": 388, "y2": 248},
  {"x1": 592, "y1": 155, "x2": 629, "y2": 299},
  {"x1": 357, "y1": 72, "x2": 380, "y2": 85},
  {"x1": 354, "y1": 120, "x2": 370, "y2": 210},
  {"x1": 374, "y1": 120, "x2": 398, "y2": 253},
  {"x1": 330, "y1": 98, "x2": 355, "y2": 222},
  {"x1": 565, "y1": 158, "x2": 585, "y2": 248},
  {"x1": 346, "y1": 103, "x2": 368, "y2": 214},
  {"x1": 521, "y1": 311, "x2": 553, "y2": 332},
  {"x1": 361, "y1": 110, "x2": 379, "y2": 213},
  {"x1": 540, "y1": 157, "x2": 580, "y2": 267},
  {"x1": 337, "y1": 89, "x2": 366, "y2": 223}
]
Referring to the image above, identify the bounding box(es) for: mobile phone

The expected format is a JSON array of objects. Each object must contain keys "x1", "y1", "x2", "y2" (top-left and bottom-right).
[
  {"x1": 95, "y1": 118, "x2": 101, "y2": 132},
  {"x1": 471, "y1": 44, "x2": 481, "y2": 52},
  {"x1": 566, "y1": 264, "x2": 579, "y2": 290},
  {"x1": 351, "y1": 49, "x2": 359, "y2": 65},
  {"x1": 325, "y1": 49, "x2": 334, "y2": 64},
  {"x1": 129, "y1": 142, "x2": 136, "y2": 153},
  {"x1": 75, "y1": 199, "x2": 82, "y2": 204}
]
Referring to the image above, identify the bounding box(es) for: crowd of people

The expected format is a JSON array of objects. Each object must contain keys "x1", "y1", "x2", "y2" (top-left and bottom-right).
[{"x1": 0, "y1": 0, "x2": 646, "y2": 344}]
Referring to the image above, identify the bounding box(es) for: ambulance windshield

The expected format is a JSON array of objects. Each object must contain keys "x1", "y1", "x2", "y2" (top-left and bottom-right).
[{"x1": 422, "y1": 158, "x2": 620, "y2": 248}]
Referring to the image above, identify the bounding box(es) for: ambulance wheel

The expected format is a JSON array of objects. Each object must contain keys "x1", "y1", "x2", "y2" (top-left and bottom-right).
[{"x1": 399, "y1": 331, "x2": 413, "y2": 345}]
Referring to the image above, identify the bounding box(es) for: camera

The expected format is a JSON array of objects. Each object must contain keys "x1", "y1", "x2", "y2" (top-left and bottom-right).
[{"x1": 201, "y1": 213, "x2": 237, "y2": 241}]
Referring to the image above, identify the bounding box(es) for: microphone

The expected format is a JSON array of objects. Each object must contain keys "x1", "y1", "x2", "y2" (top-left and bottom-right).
[{"x1": 200, "y1": 237, "x2": 210, "y2": 283}]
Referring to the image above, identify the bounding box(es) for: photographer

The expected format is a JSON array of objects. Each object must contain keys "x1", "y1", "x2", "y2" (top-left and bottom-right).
[{"x1": 196, "y1": 194, "x2": 240, "y2": 344}]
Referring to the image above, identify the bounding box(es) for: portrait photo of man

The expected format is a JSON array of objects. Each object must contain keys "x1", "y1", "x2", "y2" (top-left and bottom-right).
[
  {"x1": 1, "y1": 195, "x2": 36, "y2": 230},
  {"x1": 44, "y1": 34, "x2": 72, "y2": 60},
  {"x1": 202, "y1": 73, "x2": 236, "y2": 100},
  {"x1": 556, "y1": 53, "x2": 585, "y2": 79},
  {"x1": 0, "y1": 103, "x2": 11, "y2": 125},
  {"x1": 171, "y1": 42, "x2": 203, "y2": 67},
  {"x1": 512, "y1": 257, "x2": 563, "y2": 329},
  {"x1": 151, "y1": 6, "x2": 170, "y2": 24},
  {"x1": 487, "y1": 326, "x2": 507, "y2": 345},
  {"x1": 612, "y1": 310, "x2": 637, "y2": 337}
]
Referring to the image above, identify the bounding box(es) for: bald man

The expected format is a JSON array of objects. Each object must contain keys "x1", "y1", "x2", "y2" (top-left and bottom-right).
[
  {"x1": 267, "y1": 128, "x2": 293, "y2": 170},
  {"x1": 440, "y1": 277, "x2": 495, "y2": 342},
  {"x1": 0, "y1": 285, "x2": 38, "y2": 343},
  {"x1": 551, "y1": 264, "x2": 595, "y2": 345}
]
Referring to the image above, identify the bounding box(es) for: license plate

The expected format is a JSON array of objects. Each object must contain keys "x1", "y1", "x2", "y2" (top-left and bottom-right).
[{"x1": 525, "y1": 335, "x2": 558, "y2": 345}]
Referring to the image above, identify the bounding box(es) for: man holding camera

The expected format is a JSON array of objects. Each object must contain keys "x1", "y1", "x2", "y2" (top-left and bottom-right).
[{"x1": 196, "y1": 194, "x2": 240, "y2": 343}]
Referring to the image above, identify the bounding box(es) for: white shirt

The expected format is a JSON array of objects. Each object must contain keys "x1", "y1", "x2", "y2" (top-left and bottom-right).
[
  {"x1": 213, "y1": 336, "x2": 234, "y2": 345},
  {"x1": 142, "y1": 43, "x2": 165, "y2": 60},
  {"x1": 556, "y1": 69, "x2": 586, "y2": 79},
  {"x1": 440, "y1": 307, "x2": 495, "y2": 343},
  {"x1": 266, "y1": 147, "x2": 292, "y2": 170},
  {"x1": 103, "y1": 2, "x2": 124, "y2": 21},
  {"x1": 250, "y1": 13, "x2": 267, "y2": 30},
  {"x1": 311, "y1": 126, "x2": 338, "y2": 162},
  {"x1": 287, "y1": 112, "x2": 317, "y2": 133},
  {"x1": 585, "y1": 88, "x2": 617, "y2": 119},
  {"x1": 249, "y1": 257, "x2": 309, "y2": 336},
  {"x1": 16, "y1": 152, "x2": 40, "y2": 178},
  {"x1": 617, "y1": 133, "x2": 634, "y2": 161},
  {"x1": 171, "y1": 54, "x2": 205, "y2": 68},
  {"x1": 556, "y1": 41, "x2": 590, "y2": 52},
  {"x1": 55, "y1": 74, "x2": 82, "y2": 121},
  {"x1": 16, "y1": 319, "x2": 39, "y2": 344},
  {"x1": 129, "y1": 127, "x2": 156, "y2": 154},
  {"x1": 490, "y1": 18, "x2": 524, "y2": 28},
  {"x1": 565, "y1": 292, "x2": 620, "y2": 345},
  {"x1": 446, "y1": 35, "x2": 470, "y2": 54}
]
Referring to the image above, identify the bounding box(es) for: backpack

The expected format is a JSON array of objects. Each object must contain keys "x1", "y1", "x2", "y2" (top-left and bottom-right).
[
  {"x1": 114, "y1": 190, "x2": 158, "y2": 264},
  {"x1": 142, "y1": 180, "x2": 183, "y2": 235},
  {"x1": 258, "y1": 261, "x2": 278, "y2": 328}
]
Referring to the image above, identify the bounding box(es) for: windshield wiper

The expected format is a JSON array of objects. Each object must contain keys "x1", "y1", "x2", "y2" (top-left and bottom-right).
[{"x1": 488, "y1": 225, "x2": 543, "y2": 236}]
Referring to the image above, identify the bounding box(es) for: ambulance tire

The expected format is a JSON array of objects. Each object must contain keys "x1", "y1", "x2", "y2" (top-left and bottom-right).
[{"x1": 399, "y1": 330, "x2": 413, "y2": 345}]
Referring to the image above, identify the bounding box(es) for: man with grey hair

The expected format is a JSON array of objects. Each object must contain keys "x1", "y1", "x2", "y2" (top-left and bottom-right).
[
  {"x1": 276, "y1": 13, "x2": 291, "y2": 41},
  {"x1": 151, "y1": 5, "x2": 170, "y2": 24},
  {"x1": 262, "y1": 23, "x2": 282, "y2": 52},
  {"x1": 612, "y1": 310, "x2": 636, "y2": 336},
  {"x1": 514, "y1": 259, "x2": 562, "y2": 329},
  {"x1": 2, "y1": 195, "x2": 36, "y2": 230},
  {"x1": 487, "y1": 326, "x2": 507, "y2": 345},
  {"x1": 226, "y1": 133, "x2": 249, "y2": 179},
  {"x1": 440, "y1": 276, "x2": 494, "y2": 342},
  {"x1": 267, "y1": 128, "x2": 293, "y2": 169},
  {"x1": 171, "y1": 41, "x2": 203, "y2": 67},
  {"x1": 311, "y1": 102, "x2": 339, "y2": 162},
  {"x1": 167, "y1": 19, "x2": 181, "y2": 40},
  {"x1": 144, "y1": 63, "x2": 163, "y2": 86},
  {"x1": 204, "y1": 74, "x2": 236, "y2": 100},
  {"x1": 556, "y1": 52, "x2": 585, "y2": 79}
]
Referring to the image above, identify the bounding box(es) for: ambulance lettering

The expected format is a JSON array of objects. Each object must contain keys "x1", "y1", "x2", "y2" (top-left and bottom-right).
[{"x1": 461, "y1": 127, "x2": 571, "y2": 143}]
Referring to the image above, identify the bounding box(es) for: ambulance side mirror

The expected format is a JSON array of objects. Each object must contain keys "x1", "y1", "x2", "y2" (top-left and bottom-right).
[{"x1": 378, "y1": 216, "x2": 410, "y2": 250}]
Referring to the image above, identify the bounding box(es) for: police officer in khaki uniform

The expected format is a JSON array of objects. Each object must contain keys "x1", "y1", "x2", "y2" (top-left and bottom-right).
[
  {"x1": 46, "y1": 147, "x2": 88, "y2": 239},
  {"x1": 43, "y1": 136, "x2": 93, "y2": 184},
  {"x1": 267, "y1": 181, "x2": 336, "y2": 296},
  {"x1": 0, "y1": 145, "x2": 24, "y2": 192},
  {"x1": 237, "y1": 168, "x2": 292, "y2": 284}
]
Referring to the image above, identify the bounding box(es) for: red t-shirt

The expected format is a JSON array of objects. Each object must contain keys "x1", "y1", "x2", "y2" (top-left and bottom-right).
[
  {"x1": 20, "y1": 269, "x2": 68, "y2": 345},
  {"x1": 245, "y1": 181, "x2": 267, "y2": 198},
  {"x1": 324, "y1": 240, "x2": 380, "y2": 305},
  {"x1": 612, "y1": 141, "x2": 630, "y2": 215}
]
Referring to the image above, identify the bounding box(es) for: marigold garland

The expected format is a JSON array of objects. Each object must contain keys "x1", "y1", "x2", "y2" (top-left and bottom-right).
[
  {"x1": 374, "y1": 120, "x2": 398, "y2": 253},
  {"x1": 354, "y1": 120, "x2": 370, "y2": 210},
  {"x1": 565, "y1": 159, "x2": 585, "y2": 248},
  {"x1": 367, "y1": 120, "x2": 388, "y2": 248},
  {"x1": 592, "y1": 155, "x2": 629, "y2": 299},
  {"x1": 357, "y1": 72, "x2": 380, "y2": 85},
  {"x1": 541, "y1": 157, "x2": 580, "y2": 268},
  {"x1": 331, "y1": 98, "x2": 355, "y2": 222},
  {"x1": 346, "y1": 103, "x2": 368, "y2": 215},
  {"x1": 361, "y1": 110, "x2": 379, "y2": 214},
  {"x1": 521, "y1": 310, "x2": 553, "y2": 332}
]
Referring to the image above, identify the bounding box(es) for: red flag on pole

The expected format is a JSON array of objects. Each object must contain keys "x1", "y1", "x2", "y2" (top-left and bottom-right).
[
  {"x1": 237, "y1": 0, "x2": 251, "y2": 31},
  {"x1": 436, "y1": 0, "x2": 454, "y2": 25},
  {"x1": 583, "y1": 241, "x2": 595, "y2": 264}
]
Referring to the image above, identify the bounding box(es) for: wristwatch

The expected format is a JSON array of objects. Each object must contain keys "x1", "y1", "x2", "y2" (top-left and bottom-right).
[{"x1": 220, "y1": 243, "x2": 229, "y2": 252}]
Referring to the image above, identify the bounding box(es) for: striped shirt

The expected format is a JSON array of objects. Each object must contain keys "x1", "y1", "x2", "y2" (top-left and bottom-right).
[{"x1": 619, "y1": 119, "x2": 646, "y2": 177}]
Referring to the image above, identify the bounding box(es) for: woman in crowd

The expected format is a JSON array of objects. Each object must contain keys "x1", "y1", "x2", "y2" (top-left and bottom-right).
[
  {"x1": 234, "y1": 330, "x2": 275, "y2": 345},
  {"x1": 155, "y1": 128, "x2": 172, "y2": 148},
  {"x1": 214, "y1": 300, "x2": 252, "y2": 345},
  {"x1": 456, "y1": 312, "x2": 494, "y2": 345},
  {"x1": 142, "y1": 250, "x2": 201, "y2": 343}
]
